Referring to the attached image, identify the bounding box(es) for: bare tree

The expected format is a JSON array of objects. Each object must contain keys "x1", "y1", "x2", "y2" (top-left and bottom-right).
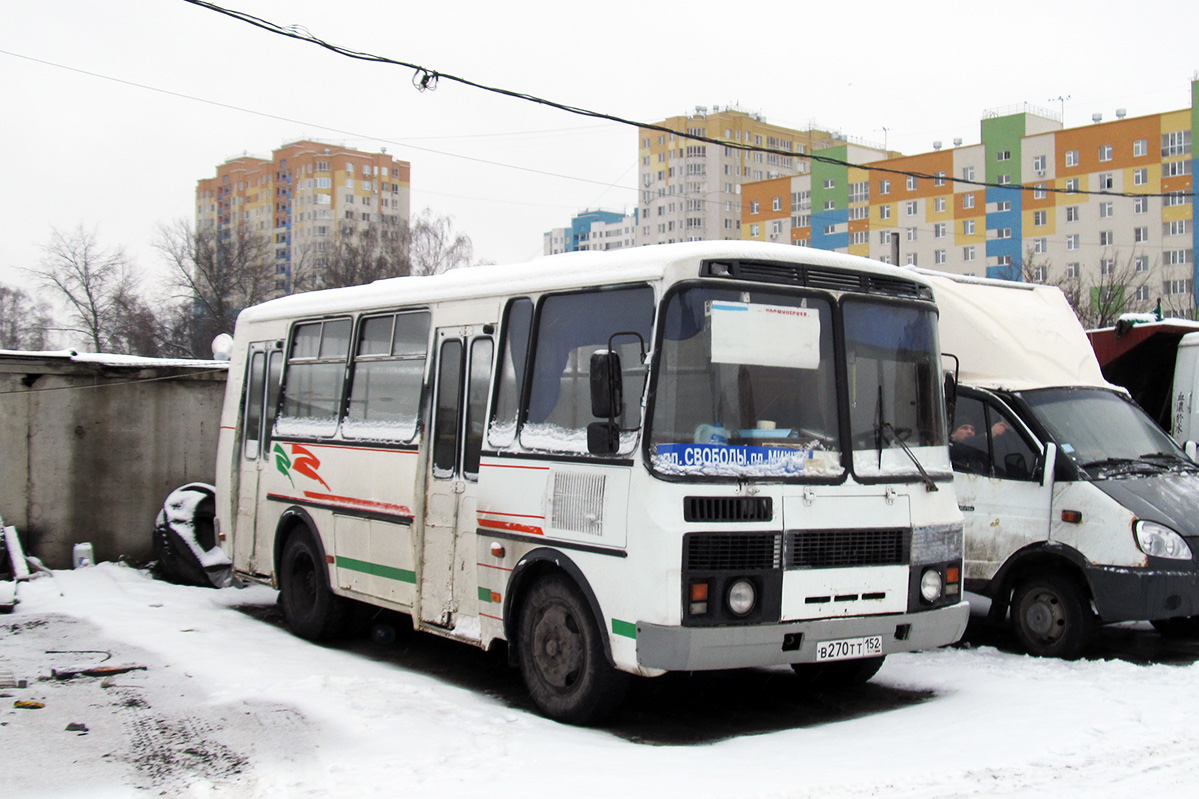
[
  {"x1": 408, "y1": 208, "x2": 475, "y2": 276},
  {"x1": 156, "y1": 221, "x2": 276, "y2": 357},
  {"x1": 1022, "y1": 247, "x2": 1155, "y2": 330},
  {"x1": 297, "y1": 221, "x2": 411, "y2": 291},
  {"x1": 28, "y1": 226, "x2": 142, "y2": 352},
  {"x1": 0, "y1": 283, "x2": 54, "y2": 350}
]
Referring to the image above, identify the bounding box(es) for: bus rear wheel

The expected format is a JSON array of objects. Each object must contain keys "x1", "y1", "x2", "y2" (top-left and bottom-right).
[
  {"x1": 517, "y1": 575, "x2": 627, "y2": 725},
  {"x1": 279, "y1": 529, "x2": 349, "y2": 641}
]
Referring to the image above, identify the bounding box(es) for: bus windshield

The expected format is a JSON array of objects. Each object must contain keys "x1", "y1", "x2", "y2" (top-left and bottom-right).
[
  {"x1": 844, "y1": 300, "x2": 948, "y2": 479},
  {"x1": 649, "y1": 285, "x2": 842, "y2": 478}
]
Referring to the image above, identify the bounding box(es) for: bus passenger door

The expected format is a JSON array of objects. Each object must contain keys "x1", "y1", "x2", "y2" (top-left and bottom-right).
[
  {"x1": 420, "y1": 327, "x2": 494, "y2": 633},
  {"x1": 234, "y1": 342, "x2": 283, "y2": 577}
]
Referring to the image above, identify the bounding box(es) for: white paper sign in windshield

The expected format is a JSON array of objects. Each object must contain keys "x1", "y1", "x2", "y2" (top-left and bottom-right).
[{"x1": 710, "y1": 301, "x2": 820, "y2": 369}]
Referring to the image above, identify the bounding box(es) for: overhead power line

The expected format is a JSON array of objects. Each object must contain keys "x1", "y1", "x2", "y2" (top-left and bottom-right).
[{"x1": 181, "y1": 0, "x2": 1193, "y2": 200}]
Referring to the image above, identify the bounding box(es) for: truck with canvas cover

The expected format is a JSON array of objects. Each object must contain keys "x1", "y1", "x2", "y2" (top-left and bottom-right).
[{"x1": 921, "y1": 270, "x2": 1199, "y2": 655}]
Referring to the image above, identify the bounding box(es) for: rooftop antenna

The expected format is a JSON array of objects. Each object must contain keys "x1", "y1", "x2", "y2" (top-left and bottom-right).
[{"x1": 1049, "y1": 94, "x2": 1071, "y2": 122}]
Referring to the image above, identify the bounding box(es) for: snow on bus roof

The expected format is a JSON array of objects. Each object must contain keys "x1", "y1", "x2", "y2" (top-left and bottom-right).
[
  {"x1": 917, "y1": 269, "x2": 1116, "y2": 392},
  {"x1": 239, "y1": 241, "x2": 933, "y2": 324}
]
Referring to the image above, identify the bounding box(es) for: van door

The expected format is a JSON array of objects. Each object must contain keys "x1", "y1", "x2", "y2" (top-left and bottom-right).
[
  {"x1": 951, "y1": 392, "x2": 1053, "y2": 584},
  {"x1": 234, "y1": 342, "x2": 283, "y2": 576},
  {"x1": 420, "y1": 327, "x2": 494, "y2": 634}
]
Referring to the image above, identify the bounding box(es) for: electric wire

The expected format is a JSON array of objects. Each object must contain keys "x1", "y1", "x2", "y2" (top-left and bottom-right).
[{"x1": 180, "y1": 0, "x2": 1195, "y2": 200}]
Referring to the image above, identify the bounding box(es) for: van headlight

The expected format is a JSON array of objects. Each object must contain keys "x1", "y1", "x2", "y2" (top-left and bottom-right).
[{"x1": 1134, "y1": 521, "x2": 1194, "y2": 560}]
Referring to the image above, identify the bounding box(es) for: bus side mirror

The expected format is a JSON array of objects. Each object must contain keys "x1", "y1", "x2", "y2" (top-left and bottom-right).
[
  {"x1": 943, "y1": 372, "x2": 958, "y2": 426},
  {"x1": 587, "y1": 421, "x2": 620, "y2": 455},
  {"x1": 588, "y1": 350, "x2": 623, "y2": 456},
  {"x1": 590, "y1": 350, "x2": 623, "y2": 419}
]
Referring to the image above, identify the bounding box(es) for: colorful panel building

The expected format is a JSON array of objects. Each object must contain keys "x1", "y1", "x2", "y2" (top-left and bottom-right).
[{"x1": 742, "y1": 78, "x2": 1197, "y2": 318}]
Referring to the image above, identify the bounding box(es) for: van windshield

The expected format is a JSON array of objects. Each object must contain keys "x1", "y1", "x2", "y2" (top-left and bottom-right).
[{"x1": 1018, "y1": 387, "x2": 1190, "y2": 478}]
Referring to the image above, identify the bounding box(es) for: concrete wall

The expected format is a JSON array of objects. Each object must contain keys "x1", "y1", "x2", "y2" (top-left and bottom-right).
[{"x1": 0, "y1": 353, "x2": 228, "y2": 569}]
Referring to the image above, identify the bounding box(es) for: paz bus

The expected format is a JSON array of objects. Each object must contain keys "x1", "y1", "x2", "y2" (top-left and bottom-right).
[{"x1": 215, "y1": 241, "x2": 968, "y2": 724}]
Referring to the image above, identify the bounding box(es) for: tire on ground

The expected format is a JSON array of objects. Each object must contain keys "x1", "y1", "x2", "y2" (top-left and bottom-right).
[
  {"x1": 152, "y1": 483, "x2": 231, "y2": 588},
  {"x1": 279, "y1": 528, "x2": 350, "y2": 641},
  {"x1": 1010, "y1": 571, "x2": 1093, "y2": 659},
  {"x1": 517, "y1": 574, "x2": 628, "y2": 725}
]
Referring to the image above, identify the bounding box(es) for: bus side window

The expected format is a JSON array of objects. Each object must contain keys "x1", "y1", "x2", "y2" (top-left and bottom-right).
[
  {"x1": 242, "y1": 351, "x2": 266, "y2": 459},
  {"x1": 488, "y1": 297, "x2": 533, "y2": 448},
  {"x1": 464, "y1": 337, "x2": 494, "y2": 479},
  {"x1": 520, "y1": 285, "x2": 653, "y2": 454},
  {"x1": 343, "y1": 311, "x2": 430, "y2": 443},
  {"x1": 276, "y1": 318, "x2": 352, "y2": 439}
]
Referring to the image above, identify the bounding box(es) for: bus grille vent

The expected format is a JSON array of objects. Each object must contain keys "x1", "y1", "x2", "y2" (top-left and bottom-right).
[
  {"x1": 787, "y1": 528, "x2": 908, "y2": 569},
  {"x1": 684, "y1": 496, "x2": 773, "y2": 523},
  {"x1": 685, "y1": 532, "x2": 783, "y2": 571},
  {"x1": 551, "y1": 472, "x2": 605, "y2": 536}
]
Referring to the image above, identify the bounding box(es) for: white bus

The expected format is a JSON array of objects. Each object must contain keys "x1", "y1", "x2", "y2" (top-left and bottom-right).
[{"x1": 216, "y1": 241, "x2": 968, "y2": 724}]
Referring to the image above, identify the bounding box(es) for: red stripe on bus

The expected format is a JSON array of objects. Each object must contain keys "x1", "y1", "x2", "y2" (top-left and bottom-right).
[
  {"x1": 478, "y1": 518, "x2": 544, "y2": 536},
  {"x1": 480, "y1": 612, "x2": 504, "y2": 622},
  {"x1": 300, "y1": 491, "x2": 414, "y2": 517},
  {"x1": 478, "y1": 510, "x2": 546, "y2": 520},
  {"x1": 478, "y1": 562, "x2": 514, "y2": 572},
  {"x1": 283, "y1": 442, "x2": 418, "y2": 455}
]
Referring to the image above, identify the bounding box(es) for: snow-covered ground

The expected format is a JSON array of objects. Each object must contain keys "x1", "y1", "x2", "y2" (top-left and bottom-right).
[{"x1": 3, "y1": 563, "x2": 1199, "y2": 798}]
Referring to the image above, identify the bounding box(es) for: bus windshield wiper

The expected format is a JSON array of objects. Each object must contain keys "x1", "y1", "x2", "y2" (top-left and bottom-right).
[{"x1": 881, "y1": 422, "x2": 938, "y2": 492}]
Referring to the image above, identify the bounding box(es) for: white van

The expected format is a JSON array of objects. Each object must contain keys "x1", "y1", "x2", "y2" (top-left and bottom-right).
[{"x1": 922, "y1": 271, "x2": 1199, "y2": 658}]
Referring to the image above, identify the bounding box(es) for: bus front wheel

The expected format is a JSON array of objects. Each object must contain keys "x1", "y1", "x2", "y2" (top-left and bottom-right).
[
  {"x1": 279, "y1": 529, "x2": 349, "y2": 641},
  {"x1": 517, "y1": 575, "x2": 627, "y2": 725}
]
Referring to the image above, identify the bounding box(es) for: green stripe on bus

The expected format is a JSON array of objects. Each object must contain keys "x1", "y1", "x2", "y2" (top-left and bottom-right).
[
  {"x1": 335, "y1": 556, "x2": 416, "y2": 584},
  {"x1": 611, "y1": 619, "x2": 637, "y2": 639},
  {"x1": 478, "y1": 586, "x2": 493, "y2": 603}
]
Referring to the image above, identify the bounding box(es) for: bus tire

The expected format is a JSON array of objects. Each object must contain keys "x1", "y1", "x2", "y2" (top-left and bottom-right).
[
  {"x1": 279, "y1": 529, "x2": 349, "y2": 642},
  {"x1": 1010, "y1": 572, "x2": 1092, "y2": 659},
  {"x1": 791, "y1": 656, "x2": 885, "y2": 688},
  {"x1": 1151, "y1": 616, "x2": 1199, "y2": 638},
  {"x1": 517, "y1": 575, "x2": 628, "y2": 725}
]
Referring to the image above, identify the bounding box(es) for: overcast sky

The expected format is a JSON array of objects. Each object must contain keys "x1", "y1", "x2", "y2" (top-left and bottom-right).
[{"x1": 3, "y1": 0, "x2": 1196, "y2": 296}]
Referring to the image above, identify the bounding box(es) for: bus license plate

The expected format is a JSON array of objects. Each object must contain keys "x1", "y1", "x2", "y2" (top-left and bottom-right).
[{"x1": 815, "y1": 635, "x2": 883, "y2": 662}]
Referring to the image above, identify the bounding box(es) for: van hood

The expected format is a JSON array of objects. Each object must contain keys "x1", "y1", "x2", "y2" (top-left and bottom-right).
[{"x1": 1093, "y1": 472, "x2": 1199, "y2": 538}]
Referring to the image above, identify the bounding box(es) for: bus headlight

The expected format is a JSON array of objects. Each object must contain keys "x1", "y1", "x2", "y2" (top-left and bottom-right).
[
  {"x1": 1134, "y1": 521, "x2": 1194, "y2": 560},
  {"x1": 727, "y1": 579, "x2": 757, "y2": 616},
  {"x1": 920, "y1": 568, "x2": 944, "y2": 603}
]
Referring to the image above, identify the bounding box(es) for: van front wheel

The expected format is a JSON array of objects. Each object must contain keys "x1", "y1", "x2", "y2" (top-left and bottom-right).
[{"x1": 1010, "y1": 573, "x2": 1092, "y2": 659}]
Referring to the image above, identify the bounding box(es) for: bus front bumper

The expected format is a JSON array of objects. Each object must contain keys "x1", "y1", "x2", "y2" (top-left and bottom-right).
[{"x1": 634, "y1": 601, "x2": 969, "y2": 672}]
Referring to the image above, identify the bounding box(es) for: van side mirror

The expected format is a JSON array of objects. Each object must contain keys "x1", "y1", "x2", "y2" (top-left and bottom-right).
[
  {"x1": 1040, "y1": 443, "x2": 1057, "y2": 488},
  {"x1": 589, "y1": 350, "x2": 623, "y2": 419}
]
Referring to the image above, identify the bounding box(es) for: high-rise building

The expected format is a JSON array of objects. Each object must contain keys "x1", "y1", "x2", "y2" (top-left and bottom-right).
[
  {"x1": 742, "y1": 78, "x2": 1198, "y2": 319},
  {"x1": 196, "y1": 140, "x2": 411, "y2": 294},
  {"x1": 543, "y1": 209, "x2": 638, "y2": 255},
  {"x1": 638, "y1": 107, "x2": 851, "y2": 246}
]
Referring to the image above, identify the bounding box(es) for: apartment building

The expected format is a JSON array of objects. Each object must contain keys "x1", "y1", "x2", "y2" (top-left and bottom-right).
[
  {"x1": 196, "y1": 140, "x2": 411, "y2": 294},
  {"x1": 543, "y1": 209, "x2": 637, "y2": 255},
  {"x1": 638, "y1": 107, "x2": 849, "y2": 246},
  {"x1": 742, "y1": 78, "x2": 1197, "y2": 317}
]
